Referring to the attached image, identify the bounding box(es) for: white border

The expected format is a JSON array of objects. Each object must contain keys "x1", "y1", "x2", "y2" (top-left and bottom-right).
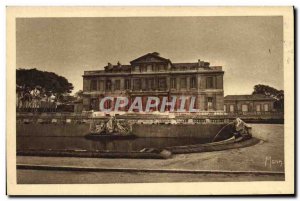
[{"x1": 2, "y1": 3, "x2": 296, "y2": 200}]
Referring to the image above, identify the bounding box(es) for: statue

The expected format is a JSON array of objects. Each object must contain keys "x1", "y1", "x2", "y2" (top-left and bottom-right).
[
  {"x1": 89, "y1": 116, "x2": 132, "y2": 136},
  {"x1": 232, "y1": 118, "x2": 252, "y2": 139},
  {"x1": 212, "y1": 118, "x2": 252, "y2": 142}
]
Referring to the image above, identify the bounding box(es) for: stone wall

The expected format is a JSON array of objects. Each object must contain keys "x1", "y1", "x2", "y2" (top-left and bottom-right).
[
  {"x1": 17, "y1": 124, "x2": 90, "y2": 137},
  {"x1": 16, "y1": 123, "x2": 226, "y2": 138},
  {"x1": 132, "y1": 124, "x2": 226, "y2": 138}
]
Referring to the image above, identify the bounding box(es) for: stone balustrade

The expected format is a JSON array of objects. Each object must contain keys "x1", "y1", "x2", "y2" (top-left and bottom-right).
[{"x1": 16, "y1": 111, "x2": 284, "y2": 125}]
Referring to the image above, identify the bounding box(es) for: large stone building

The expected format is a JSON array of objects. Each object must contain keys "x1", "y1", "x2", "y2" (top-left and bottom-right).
[{"x1": 82, "y1": 52, "x2": 224, "y2": 112}]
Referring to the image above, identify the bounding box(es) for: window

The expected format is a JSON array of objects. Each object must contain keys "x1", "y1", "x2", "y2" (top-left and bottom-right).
[
  {"x1": 224, "y1": 105, "x2": 227, "y2": 112},
  {"x1": 264, "y1": 104, "x2": 269, "y2": 112},
  {"x1": 90, "y1": 80, "x2": 97, "y2": 91},
  {"x1": 125, "y1": 79, "x2": 131, "y2": 90},
  {"x1": 104, "y1": 99, "x2": 112, "y2": 110},
  {"x1": 158, "y1": 78, "x2": 167, "y2": 90},
  {"x1": 180, "y1": 78, "x2": 187, "y2": 89},
  {"x1": 90, "y1": 98, "x2": 99, "y2": 110},
  {"x1": 99, "y1": 80, "x2": 104, "y2": 91},
  {"x1": 230, "y1": 105, "x2": 234, "y2": 112},
  {"x1": 141, "y1": 66, "x2": 147, "y2": 72},
  {"x1": 207, "y1": 97, "x2": 213, "y2": 110},
  {"x1": 206, "y1": 77, "x2": 214, "y2": 88},
  {"x1": 170, "y1": 78, "x2": 176, "y2": 89},
  {"x1": 159, "y1": 64, "x2": 165, "y2": 71},
  {"x1": 145, "y1": 78, "x2": 151, "y2": 90},
  {"x1": 190, "y1": 77, "x2": 197, "y2": 88},
  {"x1": 256, "y1": 104, "x2": 261, "y2": 112},
  {"x1": 151, "y1": 65, "x2": 155, "y2": 71},
  {"x1": 149, "y1": 78, "x2": 155, "y2": 90},
  {"x1": 133, "y1": 79, "x2": 141, "y2": 91},
  {"x1": 135, "y1": 66, "x2": 140, "y2": 72},
  {"x1": 115, "y1": 80, "x2": 120, "y2": 90},
  {"x1": 107, "y1": 100, "x2": 112, "y2": 109},
  {"x1": 147, "y1": 64, "x2": 152, "y2": 71},
  {"x1": 242, "y1": 104, "x2": 248, "y2": 112},
  {"x1": 106, "y1": 80, "x2": 112, "y2": 91}
]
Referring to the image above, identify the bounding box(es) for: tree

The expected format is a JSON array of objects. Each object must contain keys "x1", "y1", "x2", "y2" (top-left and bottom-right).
[
  {"x1": 252, "y1": 84, "x2": 284, "y2": 111},
  {"x1": 16, "y1": 68, "x2": 74, "y2": 95}
]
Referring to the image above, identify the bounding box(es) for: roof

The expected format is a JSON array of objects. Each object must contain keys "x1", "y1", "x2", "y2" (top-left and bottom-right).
[
  {"x1": 172, "y1": 62, "x2": 210, "y2": 68},
  {"x1": 130, "y1": 52, "x2": 171, "y2": 64},
  {"x1": 224, "y1": 94, "x2": 275, "y2": 101},
  {"x1": 83, "y1": 52, "x2": 223, "y2": 75},
  {"x1": 172, "y1": 63, "x2": 199, "y2": 68},
  {"x1": 104, "y1": 64, "x2": 131, "y2": 71}
]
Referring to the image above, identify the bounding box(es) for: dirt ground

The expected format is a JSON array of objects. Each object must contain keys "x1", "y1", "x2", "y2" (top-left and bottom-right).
[{"x1": 18, "y1": 169, "x2": 284, "y2": 184}]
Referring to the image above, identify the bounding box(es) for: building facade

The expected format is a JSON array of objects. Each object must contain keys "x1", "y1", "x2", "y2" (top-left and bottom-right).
[
  {"x1": 224, "y1": 94, "x2": 276, "y2": 114},
  {"x1": 82, "y1": 52, "x2": 224, "y2": 112}
]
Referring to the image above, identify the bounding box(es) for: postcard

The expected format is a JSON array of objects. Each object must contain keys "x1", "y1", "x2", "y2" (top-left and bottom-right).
[{"x1": 6, "y1": 6, "x2": 294, "y2": 195}]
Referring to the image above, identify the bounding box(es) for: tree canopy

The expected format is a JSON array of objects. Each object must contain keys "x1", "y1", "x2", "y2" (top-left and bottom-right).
[
  {"x1": 16, "y1": 68, "x2": 74, "y2": 95},
  {"x1": 252, "y1": 84, "x2": 284, "y2": 111}
]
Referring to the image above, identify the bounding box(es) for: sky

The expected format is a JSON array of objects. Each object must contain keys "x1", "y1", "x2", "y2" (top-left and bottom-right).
[{"x1": 16, "y1": 17, "x2": 283, "y2": 95}]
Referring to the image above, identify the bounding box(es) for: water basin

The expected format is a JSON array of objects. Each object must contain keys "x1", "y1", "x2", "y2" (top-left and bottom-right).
[{"x1": 17, "y1": 136, "x2": 212, "y2": 153}]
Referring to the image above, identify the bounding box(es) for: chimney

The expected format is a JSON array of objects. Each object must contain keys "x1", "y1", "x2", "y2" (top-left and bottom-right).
[
  {"x1": 204, "y1": 62, "x2": 210, "y2": 67},
  {"x1": 198, "y1": 59, "x2": 201, "y2": 67}
]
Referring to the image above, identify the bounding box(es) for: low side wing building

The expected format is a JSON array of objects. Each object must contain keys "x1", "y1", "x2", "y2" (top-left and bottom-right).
[{"x1": 224, "y1": 94, "x2": 276, "y2": 114}]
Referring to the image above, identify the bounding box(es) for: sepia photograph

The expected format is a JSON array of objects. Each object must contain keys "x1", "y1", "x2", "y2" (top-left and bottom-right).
[{"x1": 6, "y1": 6, "x2": 294, "y2": 195}]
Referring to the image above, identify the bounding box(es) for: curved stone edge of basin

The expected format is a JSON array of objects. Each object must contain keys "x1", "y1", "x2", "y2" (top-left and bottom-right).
[
  {"x1": 17, "y1": 137, "x2": 260, "y2": 160},
  {"x1": 17, "y1": 149, "x2": 170, "y2": 159},
  {"x1": 167, "y1": 137, "x2": 260, "y2": 154}
]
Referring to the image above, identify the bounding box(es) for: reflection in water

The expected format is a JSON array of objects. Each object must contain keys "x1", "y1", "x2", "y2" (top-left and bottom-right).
[{"x1": 17, "y1": 136, "x2": 211, "y2": 152}]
